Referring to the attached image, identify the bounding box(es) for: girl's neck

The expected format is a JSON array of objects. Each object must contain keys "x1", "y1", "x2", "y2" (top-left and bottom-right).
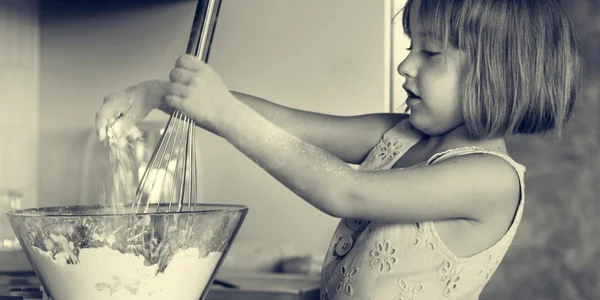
[{"x1": 421, "y1": 124, "x2": 508, "y2": 155}]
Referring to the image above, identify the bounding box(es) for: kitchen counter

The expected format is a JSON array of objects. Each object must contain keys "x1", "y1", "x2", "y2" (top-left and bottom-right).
[{"x1": 210, "y1": 272, "x2": 320, "y2": 300}]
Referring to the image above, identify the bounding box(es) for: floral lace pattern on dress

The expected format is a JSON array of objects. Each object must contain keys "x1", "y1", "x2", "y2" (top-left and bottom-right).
[{"x1": 320, "y1": 118, "x2": 526, "y2": 300}]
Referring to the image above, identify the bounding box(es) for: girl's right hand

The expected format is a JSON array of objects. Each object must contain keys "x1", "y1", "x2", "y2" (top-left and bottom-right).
[{"x1": 95, "y1": 79, "x2": 170, "y2": 142}]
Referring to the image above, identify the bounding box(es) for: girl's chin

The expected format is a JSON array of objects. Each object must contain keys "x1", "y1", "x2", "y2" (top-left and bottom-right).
[
  {"x1": 408, "y1": 113, "x2": 436, "y2": 136},
  {"x1": 407, "y1": 114, "x2": 424, "y2": 132},
  {"x1": 409, "y1": 114, "x2": 468, "y2": 137}
]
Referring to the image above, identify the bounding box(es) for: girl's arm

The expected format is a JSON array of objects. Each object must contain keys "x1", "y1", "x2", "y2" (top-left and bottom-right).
[
  {"x1": 215, "y1": 98, "x2": 520, "y2": 223},
  {"x1": 230, "y1": 91, "x2": 406, "y2": 165},
  {"x1": 155, "y1": 83, "x2": 406, "y2": 165},
  {"x1": 166, "y1": 55, "x2": 520, "y2": 223}
]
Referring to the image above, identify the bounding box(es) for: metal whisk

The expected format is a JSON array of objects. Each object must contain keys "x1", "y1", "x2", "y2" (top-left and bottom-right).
[{"x1": 133, "y1": 0, "x2": 223, "y2": 214}]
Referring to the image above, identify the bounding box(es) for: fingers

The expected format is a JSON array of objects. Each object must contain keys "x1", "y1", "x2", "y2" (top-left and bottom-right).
[
  {"x1": 97, "y1": 79, "x2": 171, "y2": 142},
  {"x1": 169, "y1": 67, "x2": 195, "y2": 85},
  {"x1": 110, "y1": 113, "x2": 135, "y2": 142},
  {"x1": 171, "y1": 54, "x2": 210, "y2": 87},
  {"x1": 165, "y1": 95, "x2": 184, "y2": 111},
  {"x1": 175, "y1": 54, "x2": 205, "y2": 71},
  {"x1": 96, "y1": 98, "x2": 117, "y2": 141},
  {"x1": 165, "y1": 82, "x2": 188, "y2": 110},
  {"x1": 95, "y1": 92, "x2": 132, "y2": 141},
  {"x1": 167, "y1": 82, "x2": 188, "y2": 98},
  {"x1": 95, "y1": 112, "x2": 108, "y2": 141}
]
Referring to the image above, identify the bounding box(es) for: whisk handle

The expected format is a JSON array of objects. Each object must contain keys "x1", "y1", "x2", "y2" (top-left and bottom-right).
[{"x1": 187, "y1": 0, "x2": 223, "y2": 62}]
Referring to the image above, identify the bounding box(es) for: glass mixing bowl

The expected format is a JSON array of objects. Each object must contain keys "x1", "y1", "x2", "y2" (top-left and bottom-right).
[{"x1": 7, "y1": 203, "x2": 248, "y2": 300}]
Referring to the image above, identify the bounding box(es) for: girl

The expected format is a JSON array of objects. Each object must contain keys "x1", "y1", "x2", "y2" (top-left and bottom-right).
[{"x1": 95, "y1": 0, "x2": 583, "y2": 298}]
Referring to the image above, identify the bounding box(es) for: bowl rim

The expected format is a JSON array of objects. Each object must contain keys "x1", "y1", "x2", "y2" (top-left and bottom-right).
[{"x1": 6, "y1": 203, "x2": 249, "y2": 217}]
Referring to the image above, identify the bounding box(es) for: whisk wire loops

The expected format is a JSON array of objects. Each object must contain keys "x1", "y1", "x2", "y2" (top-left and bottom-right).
[{"x1": 134, "y1": 110, "x2": 197, "y2": 214}]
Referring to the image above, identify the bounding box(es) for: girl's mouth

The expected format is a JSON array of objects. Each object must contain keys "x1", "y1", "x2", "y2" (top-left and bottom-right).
[
  {"x1": 402, "y1": 85, "x2": 421, "y2": 99},
  {"x1": 407, "y1": 91, "x2": 420, "y2": 99}
]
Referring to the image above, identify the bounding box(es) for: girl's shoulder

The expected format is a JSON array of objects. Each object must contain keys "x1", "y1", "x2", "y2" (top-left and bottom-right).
[{"x1": 427, "y1": 144, "x2": 526, "y2": 174}]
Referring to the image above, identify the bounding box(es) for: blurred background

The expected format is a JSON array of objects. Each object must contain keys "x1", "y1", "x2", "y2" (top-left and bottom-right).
[
  {"x1": 484, "y1": 1, "x2": 600, "y2": 299},
  {"x1": 0, "y1": 0, "x2": 598, "y2": 299}
]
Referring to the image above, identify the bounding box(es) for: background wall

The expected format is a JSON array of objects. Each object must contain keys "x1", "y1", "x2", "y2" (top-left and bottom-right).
[{"x1": 0, "y1": 0, "x2": 39, "y2": 210}]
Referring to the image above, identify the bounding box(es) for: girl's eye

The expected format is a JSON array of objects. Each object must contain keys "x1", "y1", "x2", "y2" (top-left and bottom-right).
[
  {"x1": 405, "y1": 46, "x2": 440, "y2": 58},
  {"x1": 422, "y1": 50, "x2": 441, "y2": 57}
]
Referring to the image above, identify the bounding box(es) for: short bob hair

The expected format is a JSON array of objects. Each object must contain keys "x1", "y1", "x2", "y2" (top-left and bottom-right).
[{"x1": 401, "y1": 0, "x2": 584, "y2": 139}]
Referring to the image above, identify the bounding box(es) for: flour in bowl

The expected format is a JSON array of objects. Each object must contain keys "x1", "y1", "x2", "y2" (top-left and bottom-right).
[{"x1": 30, "y1": 246, "x2": 222, "y2": 300}]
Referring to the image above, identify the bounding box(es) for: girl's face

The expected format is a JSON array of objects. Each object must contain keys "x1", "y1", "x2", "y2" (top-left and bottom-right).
[{"x1": 397, "y1": 0, "x2": 466, "y2": 136}]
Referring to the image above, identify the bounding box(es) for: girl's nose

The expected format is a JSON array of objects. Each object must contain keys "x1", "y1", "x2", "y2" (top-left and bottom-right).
[{"x1": 397, "y1": 54, "x2": 417, "y2": 79}]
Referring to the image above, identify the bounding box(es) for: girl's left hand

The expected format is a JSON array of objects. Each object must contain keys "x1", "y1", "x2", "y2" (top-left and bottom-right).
[{"x1": 166, "y1": 54, "x2": 237, "y2": 134}]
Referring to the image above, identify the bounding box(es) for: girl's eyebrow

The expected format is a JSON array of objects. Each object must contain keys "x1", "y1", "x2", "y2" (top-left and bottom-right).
[
  {"x1": 417, "y1": 29, "x2": 435, "y2": 38},
  {"x1": 418, "y1": 30, "x2": 446, "y2": 46}
]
